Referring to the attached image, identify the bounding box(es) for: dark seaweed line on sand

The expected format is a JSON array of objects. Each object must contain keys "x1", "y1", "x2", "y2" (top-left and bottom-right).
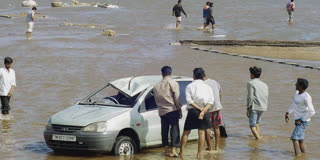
[{"x1": 187, "y1": 46, "x2": 320, "y2": 71}]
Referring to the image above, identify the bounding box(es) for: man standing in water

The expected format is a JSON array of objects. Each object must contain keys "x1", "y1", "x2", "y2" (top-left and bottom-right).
[
  {"x1": 204, "y1": 74, "x2": 223, "y2": 151},
  {"x1": 204, "y1": 2, "x2": 215, "y2": 31},
  {"x1": 26, "y1": 7, "x2": 37, "y2": 34},
  {"x1": 0, "y1": 57, "x2": 16, "y2": 120},
  {"x1": 285, "y1": 78, "x2": 315, "y2": 156},
  {"x1": 202, "y1": 2, "x2": 210, "y2": 29},
  {"x1": 172, "y1": 0, "x2": 188, "y2": 29},
  {"x1": 180, "y1": 68, "x2": 213, "y2": 159},
  {"x1": 153, "y1": 66, "x2": 182, "y2": 157},
  {"x1": 246, "y1": 66, "x2": 268, "y2": 140},
  {"x1": 286, "y1": 0, "x2": 295, "y2": 23}
]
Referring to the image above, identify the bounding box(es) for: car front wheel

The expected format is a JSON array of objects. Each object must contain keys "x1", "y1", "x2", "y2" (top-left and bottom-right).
[{"x1": 113, "y1": 136, "x2": 137, "y2": 155}]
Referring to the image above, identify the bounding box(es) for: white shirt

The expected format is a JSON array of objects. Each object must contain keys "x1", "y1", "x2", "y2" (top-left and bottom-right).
[
  {"x1": 186, "y1": 79, "x2": 214, "y2": 110},
  {"x1": 0, "y1": 68, "x2": 16, "y2": 96},
  {"x1": 204, "y1": 79, "x2": 223, "y2": 112},
  {"x1": 287, "y1": 91, "x2": 315, "y2": 121},
  {"x1": 26, "y1": 10, "x2": 35, "y2": 23}
]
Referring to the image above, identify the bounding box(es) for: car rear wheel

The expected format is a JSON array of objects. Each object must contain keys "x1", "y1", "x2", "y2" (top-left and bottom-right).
[{"x1": 114, "y1": 136, "x2": 137, "y2": 155}]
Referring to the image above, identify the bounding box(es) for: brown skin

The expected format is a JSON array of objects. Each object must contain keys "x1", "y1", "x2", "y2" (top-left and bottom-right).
[
  {"x1": 179, "y1": 76, "x2": 211, "y2": 159},
  {"x1": 285, "y1": 81, "x2": 306, "y2": 156}
]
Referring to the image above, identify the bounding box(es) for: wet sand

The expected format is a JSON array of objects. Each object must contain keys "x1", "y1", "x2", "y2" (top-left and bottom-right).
[
  {"x1": 0, "y1": 0, "x2": 320, "y2": 159},
  {"x1": 211, "y1": 46, "x2": 320, "y2": 61}
]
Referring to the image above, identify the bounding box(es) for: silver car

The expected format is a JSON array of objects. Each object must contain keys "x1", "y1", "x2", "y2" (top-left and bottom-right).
[{"x1": 44, "y1": 75, "x2": 199, "y2": 155}]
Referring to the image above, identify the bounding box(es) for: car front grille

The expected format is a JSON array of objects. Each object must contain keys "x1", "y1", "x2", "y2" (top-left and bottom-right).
[
  {"x1": 47, "y1": 140, "x2": 88, "y2": 149},
  {"x1": 52, "y1": 125, "x2": 83, "y2": 133}
]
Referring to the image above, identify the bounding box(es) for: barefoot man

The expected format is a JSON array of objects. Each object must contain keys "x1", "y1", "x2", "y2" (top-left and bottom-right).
[
  {"x1": 172, "y1": 0, "x2": 188, "y2": 29},
  {"x1": 0, "y1": 57, "x2": 16, "y2": 120},
  {"x1": 246, "y1": 66, "x2": 268, "y2": 140},
  {"x1": 26, "y1": 7, "x2": 37, "y2": 34}
]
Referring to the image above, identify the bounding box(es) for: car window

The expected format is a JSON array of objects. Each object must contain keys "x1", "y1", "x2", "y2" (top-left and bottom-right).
[
  {"x1": 145, "y1": 91, "x2": 158, "y2": 111},
  {"x1": 139, "y1": 91, "x2": 158, "y2": 112},
  {"x1": 178, "y1": 81, "x2": 192, "y2": 105}
]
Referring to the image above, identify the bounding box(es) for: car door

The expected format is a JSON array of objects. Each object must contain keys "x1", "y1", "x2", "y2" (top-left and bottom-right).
[
  {"x1": 138, "y1": 88, "x2": 162, "y2": 147},
  {"x1": 139, "y1": 80, "x2": 197, "y2": 148}
]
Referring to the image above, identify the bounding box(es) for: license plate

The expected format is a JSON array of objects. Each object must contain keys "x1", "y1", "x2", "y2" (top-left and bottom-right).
[{"x1": 52, "y1": 134, "x2": 76, "y2": 142}]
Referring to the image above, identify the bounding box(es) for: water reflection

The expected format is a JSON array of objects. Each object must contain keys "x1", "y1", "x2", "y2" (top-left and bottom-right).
[
  {"x1": 1, "y1": 120, "x2": 12, "y2": 134},
  {"x1": 0, "y1": 120, "x2": 14, "y2": 159}
]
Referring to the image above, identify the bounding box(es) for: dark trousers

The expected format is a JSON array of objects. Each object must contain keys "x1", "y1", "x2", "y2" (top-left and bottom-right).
[
  {"x1": 160, "y1": 110, "x2": 180, "y2": 147},
  {"x1": 1, "y1": 96, "x2": 11, "y2": 115}
]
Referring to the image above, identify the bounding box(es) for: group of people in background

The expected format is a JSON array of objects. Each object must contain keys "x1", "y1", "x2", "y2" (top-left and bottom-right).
[
  {"x1": 24, "y1": 0, "x2": 296, "y2": 34},
  {"x1": 153, "y1": 65, "x2": 315, "y2": 158},
  {"x1": 172, "y1": 0, "x2": 297, "y2": 30}
]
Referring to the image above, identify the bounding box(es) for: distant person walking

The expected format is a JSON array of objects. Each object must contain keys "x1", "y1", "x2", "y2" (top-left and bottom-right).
[
  {"x1": 285, "y1": 78, "x2": 315, "y2": 156},
  {"x1": 204, "y1": 75, "x2": 223, "y2": 151},
  {"x1": 153, "y1": 66, "x2": 182, "y2": 157},
  {"x1": 179, "y1": 68, "x2": 213, "y2": 159},
  {"x1": 246, "y1": 66, "x2": 268, "y2": 140},
  {"x1": 26, "y1": 7, "x2": 37, "y2": 34},
  {"x1": 286, "y1": 0, "x2": 295, "y2": 23},
  {"x1": 172, "y1": 0, "x2": 188, "y2": 29},
  {"x1": 204, "y1": 2, "x2": 215, "y2": 31},
  {"x1": 0, "y1": 57, "x2": 16, "y2": 120},
  {"x1": 202, "y1": 2, "x2": 210, "y2": 29}
]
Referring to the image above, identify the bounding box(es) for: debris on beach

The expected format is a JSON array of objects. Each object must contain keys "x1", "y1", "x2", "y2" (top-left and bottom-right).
[
  {"x1": 101, "y1": 29, "x2": 116, "y2": 36},
  {"x1": 51, "y1": 0, "x2": 119, "y2": 8},
  {"x1": 22, "y1": 0, "x2": 38, "y2": 7},
  {"x1": 60, "y1": 22, "x2": 108, "y2": 28},
  {"x1": 0, "y1": 12, "x2": 48, "y2": 19}
]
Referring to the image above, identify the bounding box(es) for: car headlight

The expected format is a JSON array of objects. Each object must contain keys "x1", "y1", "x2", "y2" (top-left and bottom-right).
[
  {"x1": 46, "y1": 119, "x2": 52, "y2": 130},
  {"x1": 83, "y1": 122, "x2": 107, "y2": 132}
]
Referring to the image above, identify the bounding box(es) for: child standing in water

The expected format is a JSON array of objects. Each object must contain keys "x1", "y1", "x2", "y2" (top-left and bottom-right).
[{"x1": 285, "y1": 78, "x2": 315, "y2": 156}]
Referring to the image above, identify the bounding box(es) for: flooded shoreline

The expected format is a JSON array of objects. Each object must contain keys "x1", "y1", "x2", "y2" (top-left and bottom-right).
[{"x1": 0, "y1": 0, "x2": 320, "y2": 159}]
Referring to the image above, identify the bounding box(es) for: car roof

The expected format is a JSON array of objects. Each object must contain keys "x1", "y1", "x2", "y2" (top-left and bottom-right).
[{"x1": 109, "y1": 75, "x2": 192, "y2": 97}]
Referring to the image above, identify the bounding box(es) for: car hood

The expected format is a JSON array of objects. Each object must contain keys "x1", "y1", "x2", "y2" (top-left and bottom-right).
[{"x1": 50, "y1": 105, "x2": 131, "y2": 126}]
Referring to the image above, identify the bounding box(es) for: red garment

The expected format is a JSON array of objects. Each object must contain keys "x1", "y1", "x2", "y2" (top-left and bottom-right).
[{"x1": 210, "y1": 110, "x2": 223, "y2": 126}]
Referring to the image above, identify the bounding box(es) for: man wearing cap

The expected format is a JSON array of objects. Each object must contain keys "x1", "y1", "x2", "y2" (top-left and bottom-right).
[{"x1": 172, "y1": 0, "x2": 188, "y2": 29}]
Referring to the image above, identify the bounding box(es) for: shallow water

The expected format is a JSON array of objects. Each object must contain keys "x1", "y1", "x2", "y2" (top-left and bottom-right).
[{"x1": 0, "y1": 0, "x2": 319, "y2": 159}]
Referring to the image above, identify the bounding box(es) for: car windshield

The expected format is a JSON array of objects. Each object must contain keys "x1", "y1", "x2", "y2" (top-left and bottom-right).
[{"x1": 79, "y1": 85, "x2": 139, "y2": 107}]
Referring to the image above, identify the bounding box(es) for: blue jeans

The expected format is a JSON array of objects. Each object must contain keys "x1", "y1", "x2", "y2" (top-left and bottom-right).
[
  {"x1": 291, "y1": 121, "x2": 308, "y2": 140},
  {"x1": 160, "y1": 110, "x2": 180, "y2": 147},
  {"x1": 249, "y1": 110, "x2": 263, "y2": 127}
]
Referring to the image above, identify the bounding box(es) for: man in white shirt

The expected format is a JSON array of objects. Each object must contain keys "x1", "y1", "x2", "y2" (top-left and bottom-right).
[
  {"x1": 285, "y1": 78, "x2": 315, "y2": 156},
  {"x1": 26, "y1": 7, "x2": 37, "y2": 34},
  {"x1": 203, "y1": 75, "x2": 223, "y2": 151},
  {"x1": 179, "y1": 68, "x2": 214, "y2": 159},
  {"x1": 0, "y1": 57, "x2": 16, "y2": 119}
]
